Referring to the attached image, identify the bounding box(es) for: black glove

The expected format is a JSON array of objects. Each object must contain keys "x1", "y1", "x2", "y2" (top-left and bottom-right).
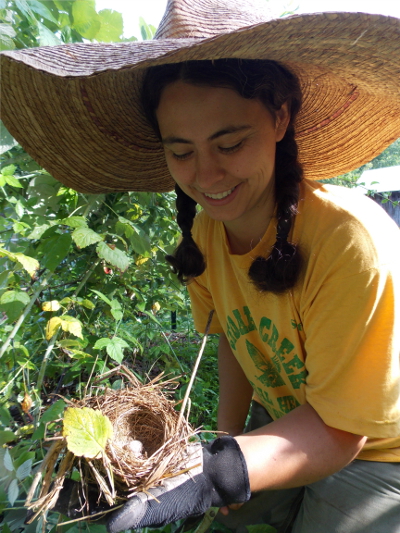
[{"x1": 107, "y1": 436, "x2": 251, "y2": 533}]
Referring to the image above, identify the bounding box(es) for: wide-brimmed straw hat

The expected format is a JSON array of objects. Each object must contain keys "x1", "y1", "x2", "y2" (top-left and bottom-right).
[{"x1": 1, "y1": 0, "x2": 399, "y2": 193}]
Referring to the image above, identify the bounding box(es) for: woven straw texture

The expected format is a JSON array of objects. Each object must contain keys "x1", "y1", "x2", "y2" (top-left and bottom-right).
[{"x1": 1, "y1": 0, "x2": 399, "y2": 193}]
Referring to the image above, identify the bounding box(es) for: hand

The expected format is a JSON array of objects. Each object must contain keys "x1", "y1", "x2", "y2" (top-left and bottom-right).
[{"x1": 107, "y1": 436, "x2": 250, "y2": 533}]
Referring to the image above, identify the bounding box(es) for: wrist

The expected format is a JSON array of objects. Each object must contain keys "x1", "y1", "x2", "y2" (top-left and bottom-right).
[{"x1": 204, "y1": 436, "x2": 251, "y2": 507}]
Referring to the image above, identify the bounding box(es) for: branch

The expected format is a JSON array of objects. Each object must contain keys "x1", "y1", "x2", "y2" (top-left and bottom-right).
[{"x1": 0, "y1": 271, "x2": 54, "y2": 359}]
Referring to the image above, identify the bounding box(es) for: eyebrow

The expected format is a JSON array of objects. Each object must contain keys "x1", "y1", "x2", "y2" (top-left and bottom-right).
[{"x1": 162, "y1": 125, "x2": 252, "y2": 145}]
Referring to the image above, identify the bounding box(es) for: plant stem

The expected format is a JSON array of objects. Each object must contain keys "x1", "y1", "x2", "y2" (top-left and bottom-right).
[
  {"x1": 0, "y1": 271, "x2": 54, "y2": 359},
  {"x1": 35, "y1": 332, "x2": 57, "y2": 394},
  {"x1": 160, "y1": 329, "x2": 184, "y2": 372}
]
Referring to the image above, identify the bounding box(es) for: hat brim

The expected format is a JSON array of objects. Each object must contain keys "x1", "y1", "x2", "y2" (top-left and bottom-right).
[{"x1": 1, "y1": 12, "x2": 399, "y2": 193}]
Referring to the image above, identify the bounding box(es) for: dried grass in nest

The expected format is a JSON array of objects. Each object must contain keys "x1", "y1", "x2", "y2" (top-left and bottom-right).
[{"x1": 25, "y1": 366, "x2": 196, "y2": 523}]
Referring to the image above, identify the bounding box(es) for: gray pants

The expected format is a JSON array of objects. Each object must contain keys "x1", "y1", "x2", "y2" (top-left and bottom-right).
[{"x1": 216, "y1": 402, "x2": 400, "y2": 533}]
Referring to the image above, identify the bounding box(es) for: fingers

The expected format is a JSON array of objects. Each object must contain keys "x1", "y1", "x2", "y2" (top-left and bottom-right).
[
  {"x1": 218, "y1": 502, "x2": 244, "y2": 517},
  {"x1": 107, "y1": 494, "x2": 148, "y2": 533}
]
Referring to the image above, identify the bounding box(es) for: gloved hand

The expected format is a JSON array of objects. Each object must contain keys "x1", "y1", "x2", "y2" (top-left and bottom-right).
[{"x1": 107, "y1": 436, "x2": 251, "y2": 533}]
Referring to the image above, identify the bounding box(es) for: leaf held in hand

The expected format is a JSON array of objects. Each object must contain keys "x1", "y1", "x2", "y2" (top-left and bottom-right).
[{"x1": 63, "y1": 407, "x2": 113, "y2": 459}]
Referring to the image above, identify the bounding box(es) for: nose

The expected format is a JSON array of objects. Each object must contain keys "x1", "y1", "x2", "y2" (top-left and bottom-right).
[{"x1": 194, "y1": 152, "x2": 225, "y2": 191}]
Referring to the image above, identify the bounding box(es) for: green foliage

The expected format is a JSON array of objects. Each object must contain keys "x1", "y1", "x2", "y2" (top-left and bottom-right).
[
  {"x1": 0, "y1": 3, "x2": 218, "y2": 532},
  {"x1": 0, "y1": 0, "x2": 138, "y2": 49}
]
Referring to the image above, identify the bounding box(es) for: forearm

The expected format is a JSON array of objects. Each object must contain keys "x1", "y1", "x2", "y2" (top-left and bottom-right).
[
  {"x1": 218, "y1": 333, "x2": 253, "y2": 436},
  {"x1": 236, "y1": 403, "x2": 367, "y2": 492}
]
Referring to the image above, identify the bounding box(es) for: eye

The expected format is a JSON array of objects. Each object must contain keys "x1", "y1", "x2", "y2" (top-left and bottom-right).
[
  {"x1": 219, "y1": 141, "x2": 243, "y2": 154},
  {"x1": 172, "y1": 151, "x2": 193, "y2": 161}
]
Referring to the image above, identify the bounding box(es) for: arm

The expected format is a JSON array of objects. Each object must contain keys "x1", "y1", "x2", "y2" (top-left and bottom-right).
[
  {"x1": 218, "y1": 333, "x2": 253, "y2": 436},
  {"x1": 236, "y1": 402, "x2": 367, "y2": 493}
]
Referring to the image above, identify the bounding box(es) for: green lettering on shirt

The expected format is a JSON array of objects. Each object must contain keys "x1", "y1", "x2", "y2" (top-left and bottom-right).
[
  {"x1": 283, "y1": 354, "x2": 307, "y2": 389},
  {"x1": 249, "y1": 381, "x2": 274, "y2": 407},
  {"x1": 272, "y1": 408, "x2": 283, "y2": 419},
  {"x1": 276, "y1": 338, "x2": 295, "y2": 363},
  {"x1": 232, "y1": 307, "x2": 256, "y2": 336},
  {"x1": 282, "y1": 354, "x2": 304, "y2": 375},
  {"x1": 287, "y1": 370, "x2": 307, "y2": 390},
  {"x1": 246, "y1": 340, "x2": 285, "y2": 388},
  {"x1": 226, "y1": 316, "x2": 240, "y2": 350},
  {"x1": 277, "y1": 395, "x2": 300, "y2": 413},
  {"x1": 267, "y1": 324, "x2": 279, "y2": 353},
  {"x1": 259, "y1": 316, "x2": 272, "y2": 341}
]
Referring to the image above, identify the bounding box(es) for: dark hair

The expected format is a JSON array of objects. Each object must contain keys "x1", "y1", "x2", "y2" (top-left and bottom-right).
[{"x1": 141, "y1": 59, "x2": 303, "y2": 293}]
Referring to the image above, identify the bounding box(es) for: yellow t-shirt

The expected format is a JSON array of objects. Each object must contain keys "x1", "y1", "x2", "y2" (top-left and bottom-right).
[{"x1": 188, "y1": 180, "x2": 400, "y2": 462}]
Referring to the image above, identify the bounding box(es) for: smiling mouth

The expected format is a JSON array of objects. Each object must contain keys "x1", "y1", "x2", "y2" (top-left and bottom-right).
[{"x1": 204, "y1": 186, "x2": 237, "y2": 200}]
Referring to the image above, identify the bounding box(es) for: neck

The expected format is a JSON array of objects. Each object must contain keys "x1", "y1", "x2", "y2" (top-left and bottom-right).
[
  {"x1": 224, "y1": 180, "x2": 276, "y2": 255},
  {"x1": 224, "y1": 216, "x2": 273, "y2": 254}
]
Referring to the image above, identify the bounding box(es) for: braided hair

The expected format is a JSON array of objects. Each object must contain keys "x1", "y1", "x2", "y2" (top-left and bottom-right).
[{"x1": 141, "y1": 59, "x2": 303, "y2": 293}]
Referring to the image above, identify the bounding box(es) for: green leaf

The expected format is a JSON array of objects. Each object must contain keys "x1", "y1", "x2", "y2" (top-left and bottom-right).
[
  {"x1": 90, "y1": 289, "x2": 113, "y2": 307},
  {"x1": 0, "y1": 23, "x2": 16, "y2": 51},
  {"x1": 106, "y1": 337, "x2": 129, "y2": 363},
  {"x1": 246, "y1": 525, "x2": 277, "y2": 533},
  {"x1": 0, "y1": 248, "x2": 40, "y2": 277},
  {"x1": 14, "y1": 200, "x2": 24, "y2": 219},
  {"x1": 37, "y1": 20, "x2": 62, "y2": 46},
  {"x1": 72, "y1": 1, "x2": 101, "y2": 39},
  {"x1": 111, "y1": 307, "x2": 123, "y2": 321},
  {"x1": 80, "y1": 298, "x2": 95, "y2": 309},
  {"x1": 40, "y1": 233, "x2": 72, "y2": 272},
  {"x1": 1, "y1": 164, "x2": 16, "y2": 176},
  {"x1": 96, "y1": 241, "x2": 132, "y2": 272},
  {"x1": 59, "y1": 216, "x2": 88, "y2": 228},
  {"x1": 0, "y1": 290, "x2": 30, "y2": 322},
  {"x1": 27, "y1": 223, "x2": 51, "y2": 240},
  {"x1": 28, "y1": 0, "x2": 59, "y2": 25},
  {"x1": 7, "y1": 478, "x2": 19, "y2": 506},
  {"x1": 14, "y1": 0, "x2": 36, "y2": 23},
  {"x1": 130, "y1": 225, "x2": 151, "y2": 255},
  {"x1": 5, "y1": 174, "x2": 23, "y2": 188},
  {"x1": 93, "y1": 337, "x2": 111, "y2": 350},
  {"x1": 0, "y1": 430, "x2": 15, "y2": 446},
  {"x1": 1, "y1": 523, "x2": 11, "y2": 533},
  {"x1": 63, "y1": 407, "x2": 113, "y2": 459},
  {"x1": 0, "y1": 174, "x2": 5, "y2": 186},
  {"x1": 64, "y1": 349, "x2": 93, "y2": 359},
  {"x1": 72, "y1": 227, "x2": 103, "y2": 248},
  {"x1": 139, "y1": 17, "x2": 156, "y2": 40},
  {"x1": 16, "y1": 458, "x2": 32, "y2": 481},
  {"x1": 41, "y1": 399, "x2": 66, "y2": 424},
  {"x1": 13, "y1": 252, "x2": 40, "y2": 277},
  {"x1": 4, "y1": 448, "x2": 14, "y2": 470},
  {"x1": 0, "y1": 406, "x2": 12, "y2": 426},
  {"x1": 96, "y1": 9, "x2": 123, "y2": 42}
]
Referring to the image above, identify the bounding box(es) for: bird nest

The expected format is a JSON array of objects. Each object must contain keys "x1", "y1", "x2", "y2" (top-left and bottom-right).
[{"x1": 25, "y1": 366, "x2": 196, "y2": 524}]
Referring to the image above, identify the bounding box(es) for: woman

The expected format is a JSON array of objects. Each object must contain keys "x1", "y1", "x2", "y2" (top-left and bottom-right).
[
  {"x1": 110, "y1": 58, "x2": 400, "y2": 533},
  {"x1": 1, "y1": 1, "x2": 399, "y2": 532}
]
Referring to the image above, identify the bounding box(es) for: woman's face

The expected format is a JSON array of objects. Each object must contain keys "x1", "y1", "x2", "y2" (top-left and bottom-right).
[{"x1": 156, "y1": 81, "x2": 289, "y2": 227}]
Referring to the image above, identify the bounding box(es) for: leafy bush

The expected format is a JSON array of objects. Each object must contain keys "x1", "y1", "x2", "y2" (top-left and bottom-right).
[{"x1": 0, "y1": 2, "x2": 220, "y2": 532}]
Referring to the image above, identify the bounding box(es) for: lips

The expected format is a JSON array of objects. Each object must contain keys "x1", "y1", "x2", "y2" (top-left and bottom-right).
[{"x1": 204, "y1": 185, "x2": 237, "y2": 200}]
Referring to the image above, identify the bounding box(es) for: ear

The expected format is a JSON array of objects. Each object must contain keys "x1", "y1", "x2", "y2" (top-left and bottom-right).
[{"x1": 275, "y1": 102, "x2": 290, "y2": 142}]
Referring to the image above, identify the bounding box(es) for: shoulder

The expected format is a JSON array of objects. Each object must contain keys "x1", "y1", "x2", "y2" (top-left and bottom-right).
[{"x1": 297, "y1": 180, "x2": 399, "y2": 272}]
